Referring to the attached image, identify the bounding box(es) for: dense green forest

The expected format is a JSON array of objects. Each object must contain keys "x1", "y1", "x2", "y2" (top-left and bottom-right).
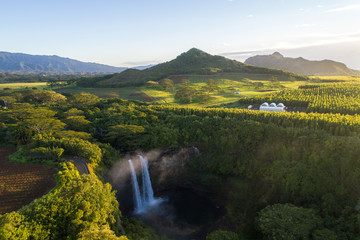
[
  {"x1": 0, "y1": 72, "x2": 111, "y2": 84},
  {"x1": 1, "y1": 88, "x2": 360, "y2": 239}
]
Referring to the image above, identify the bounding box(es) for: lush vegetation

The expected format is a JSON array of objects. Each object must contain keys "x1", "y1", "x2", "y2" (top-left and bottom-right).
[
  {"x1": 1, "y1": 88, "x2": 360, "y2": 239},
  {"x1": 0, "y1": 163, "x2": 126, "y2": 240},
  {"x1": 79, "y1": 48, "x2": 308, "y2": 88},
  {"x1": 0, "y1": 82, "x2": 48, "y2": 90},
  {"x1": 59, "y1": 73, "x2": 307, "y2": 107},
  {"x1": 237, "y1": 83, "x2": 360, "y2": 115},
  {"x1": 0, "y1": 72, "x2": 107, "y2": 84}
]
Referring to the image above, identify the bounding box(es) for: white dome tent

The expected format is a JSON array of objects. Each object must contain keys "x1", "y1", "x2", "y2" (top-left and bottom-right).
[{"x1": 259, "y1": 102, "x2": 286, "y2": 112}]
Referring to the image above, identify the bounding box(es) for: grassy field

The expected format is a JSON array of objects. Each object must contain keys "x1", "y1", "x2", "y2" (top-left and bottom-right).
[
  {"x1": 0, "y1": 82, "x2": 48, "y2": 90},
  {"x1": 52, "y1": 74, "x2": 360, "y2": 107},
  {"x1": 55, "y1": 87, "x2": 154, "y2": 101},
  {"x1": 141, "y1": 73, "x2": 308, "y2": 106},
  {"x1": 56, "y1": 73, "x2": 308, "y2": 106}
]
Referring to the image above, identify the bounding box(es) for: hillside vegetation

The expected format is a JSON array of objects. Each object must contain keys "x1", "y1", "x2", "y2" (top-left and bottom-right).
[{"x1": 87, "y1": 48, "x2": 308, "y2": 87}]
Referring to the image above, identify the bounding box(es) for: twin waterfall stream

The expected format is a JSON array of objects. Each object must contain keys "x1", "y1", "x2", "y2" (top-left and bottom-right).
[
  {"x1": 126, "y1": 154, "x2": 223, "y2": 240},
  {"x1": 128, "y1": 155, "x2": 161, "y2": 214}
]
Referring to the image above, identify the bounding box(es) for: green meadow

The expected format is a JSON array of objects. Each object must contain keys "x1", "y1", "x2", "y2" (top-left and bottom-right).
[
  {"x1": 0, "y1": 82, "x2": 48, "y2": 90},
  {"x1": 55, "y1": 73, "x2": 305, "y2": 106}
]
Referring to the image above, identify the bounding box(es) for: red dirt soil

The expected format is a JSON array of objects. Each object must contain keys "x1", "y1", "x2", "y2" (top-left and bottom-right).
[{"x1": 0, "y1": 147, "x2": 57, "y2": 214}]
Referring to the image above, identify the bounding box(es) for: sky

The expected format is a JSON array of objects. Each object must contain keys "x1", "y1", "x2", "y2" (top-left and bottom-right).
[{"x1": 1, "y1": 0, "x2": 360, "y2": 69}]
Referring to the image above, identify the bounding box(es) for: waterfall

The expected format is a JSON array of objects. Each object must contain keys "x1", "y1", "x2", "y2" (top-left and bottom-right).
[
  {"x1": 128, "y1": 159, "x2": 143, "y2": 213},
  {"x1": 139, "y1": 155, "x2": 155, "y2": 204},
  {"x1": 128, "y1": 155, "x2": 163, "y2": 214}
]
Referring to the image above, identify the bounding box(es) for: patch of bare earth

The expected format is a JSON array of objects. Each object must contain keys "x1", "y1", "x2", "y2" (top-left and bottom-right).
[
  {"x1": 0, "y1": 147, "x2": 57, "y2": 214},
  {"x1": 129, "y1": 91, "x2": 155, "y2": 101}
]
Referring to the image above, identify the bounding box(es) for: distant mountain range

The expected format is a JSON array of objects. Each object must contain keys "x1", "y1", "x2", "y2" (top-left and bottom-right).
[
  {"x1": 133, "y1": 64, "x2": 156, "y2": 70},
  {"x1": 0, "y1": 51, "x2": 127, "y2": 73},
  {"x1": 92, "y1": 48, "x2": 308, "y2": 87},
  {"x1": 245, "y1": 52, "x2": 360, "y2": 76}
]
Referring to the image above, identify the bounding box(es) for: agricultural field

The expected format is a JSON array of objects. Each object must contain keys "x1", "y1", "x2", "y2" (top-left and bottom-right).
[
  {"x1": 0, "y1": 82, "x2": 48, "y2": 90},
  {"x1": 309, "y1": 75, "x2": 360, "y2": 82},
  {"x1": 38, "y1": 74, "x2": 360, "y2": 109},
  {"x1": 237, "y1": 83, "x2": 360, "y2": 115},
  {"x1": 0, "y1": 147, "x2": 56, "y2": 214}
]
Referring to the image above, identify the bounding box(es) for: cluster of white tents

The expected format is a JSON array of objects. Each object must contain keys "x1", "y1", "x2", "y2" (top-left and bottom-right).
[
  {"x1": 259, "y1": 102, "x2": 286, "y2": 112},
  {"x1": 248, "y1": 102, "x2": 286, "y2": 112}
]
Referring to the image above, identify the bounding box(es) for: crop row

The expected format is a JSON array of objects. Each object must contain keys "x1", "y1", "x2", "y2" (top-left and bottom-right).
[{"x1": 237, "y1": 84, "x2": 360, "y2": 115}]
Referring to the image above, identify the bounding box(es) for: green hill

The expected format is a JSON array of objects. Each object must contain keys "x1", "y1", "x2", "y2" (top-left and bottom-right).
[{"x1": 93, "y1": 48, "x2": 308, "y2": 87}]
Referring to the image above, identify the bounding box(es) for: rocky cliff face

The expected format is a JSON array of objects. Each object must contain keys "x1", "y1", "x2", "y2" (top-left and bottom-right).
[
  {"x1": 245, "y1": 52, "x2": 358, "y2": 76},
  {"x1": 106, "y1": 146, "x2": 201, "y2": 212},
  {"x1": 149, "y1": 146, "x2": 201, "y2": 191}
]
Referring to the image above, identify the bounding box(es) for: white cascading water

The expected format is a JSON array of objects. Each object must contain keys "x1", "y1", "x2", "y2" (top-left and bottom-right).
[
  {"x1": 128, "y1": 155, "x2": 162, "y2": 214},
  {"x1": 139, "y1": 155, "x2": 155, "y2": 204},
  {"x1": 128, "y1": 159, "x2": 143, "y2": 213}
]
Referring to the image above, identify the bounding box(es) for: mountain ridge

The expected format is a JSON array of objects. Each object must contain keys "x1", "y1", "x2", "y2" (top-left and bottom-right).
[
  {"x1": 0, "y1": 51, "x2": 126, "y2": 73},
  {"x1": 245, "y1": 52, "x2": 360, "y2": 76},
  {"x1": 93, "y1": 48, "x2": 308, "y2": 87}
]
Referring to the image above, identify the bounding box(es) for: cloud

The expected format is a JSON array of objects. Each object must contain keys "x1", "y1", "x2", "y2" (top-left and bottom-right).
[
  {"x1": 326, "y1": 4, "x2": 360, "y2": 12},
  {"x1": 219, "y1": 32, "x2": 360, "y2": 59},
  {"x1": 122, "y1": 60, "x2": 159, "y2": 67},
  {"x1": 220, "y1": 51, "x2": 265, "y2": 58},
  {"x1": 295, "y1": 23, "x2": 318, "y2": 28},
  {"x1": 274, "y1": 32, "x2": 360, "y2": 50},
  {"x1": 248, "y1": 14, "x2": 254, "y2": 17}
]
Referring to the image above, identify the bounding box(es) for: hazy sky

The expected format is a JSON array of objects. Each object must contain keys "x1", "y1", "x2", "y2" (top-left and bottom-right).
[{"x1": 1, "y1": 0, "x2": 360, "y2": 68}]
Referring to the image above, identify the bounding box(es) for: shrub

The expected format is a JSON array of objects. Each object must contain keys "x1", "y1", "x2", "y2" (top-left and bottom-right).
[
  {"x1": 256, "y1": 204, "x2": 322, "y2": 240},
  {"x1": 32, "y1": 135, "x2": 102, "y2": 168},
  {"x1": 206, "y1": 230, "x2": 239, "y2": 240},
  {"x1": 29, "y1": 147, "x2": 64, "y2": 161},
  {"x1": 53, "y1": 130, "x2": 92, "y2": 140}
]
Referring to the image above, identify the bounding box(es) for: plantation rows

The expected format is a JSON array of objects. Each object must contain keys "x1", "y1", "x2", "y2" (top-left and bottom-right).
[
  {"x1": 0, "y1": 147, "x2": 56, "y2": 214},
  {"x1": 147, "y1": 104, "x2": 360, "y2": 137},
  {"x1": 237, "y1": 84, "x2": 360, "y2": 115}
]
